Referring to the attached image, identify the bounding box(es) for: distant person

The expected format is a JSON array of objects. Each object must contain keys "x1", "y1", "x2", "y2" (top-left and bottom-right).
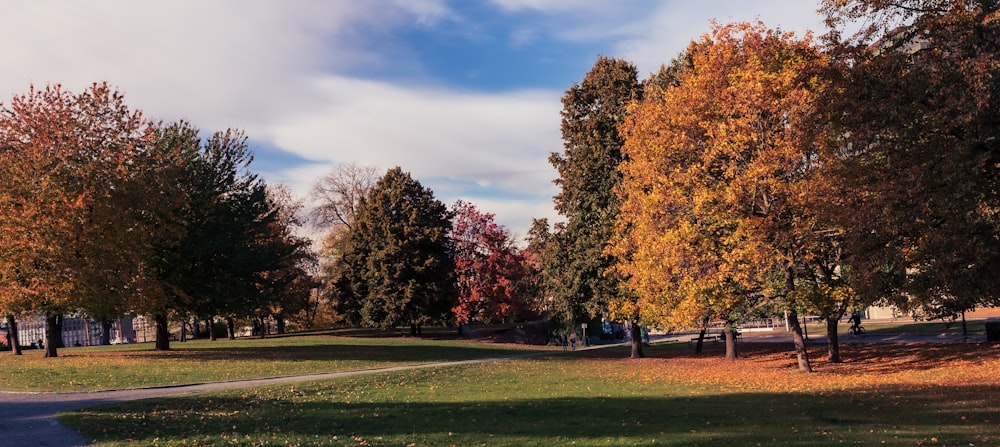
[
  {"x1": 569, "y1": 332, "x2": 578, "y2": 350},
  {"x1": 849, "y1": 312, "x2": 862, "y2": 334},
  {"x1": 560, "y1": 332, "x2": 568, "y2": 351}
]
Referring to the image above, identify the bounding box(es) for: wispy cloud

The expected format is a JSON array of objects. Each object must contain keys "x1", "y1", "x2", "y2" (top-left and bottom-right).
[{"x1": 0, "y1": 0, "x2": 828, "y2": 238}]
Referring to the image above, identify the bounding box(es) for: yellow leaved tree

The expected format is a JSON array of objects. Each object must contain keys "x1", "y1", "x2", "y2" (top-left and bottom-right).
[{"x1": 612, "y1": 22, "x2": 832, "y2": 371}]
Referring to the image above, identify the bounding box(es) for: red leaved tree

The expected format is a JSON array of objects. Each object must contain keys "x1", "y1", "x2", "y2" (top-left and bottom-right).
[{"x1": 450, "y1": 200, "x2": 527, "y2": 327}]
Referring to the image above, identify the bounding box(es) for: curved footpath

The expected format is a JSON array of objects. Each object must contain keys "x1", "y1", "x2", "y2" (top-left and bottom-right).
[{"x1": 0, "y1": 332, "x2": 989, "y2": 447}]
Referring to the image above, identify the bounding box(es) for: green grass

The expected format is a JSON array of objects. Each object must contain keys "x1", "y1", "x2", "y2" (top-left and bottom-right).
[
  {"x1": 0, "y1": 335, "x2": 545, "y2": 392},
  {"x1": 58, "y1": 341, "x2": 1000, "y2": 446},
  {"x1": 864, "y1": 319, "x2": 987, "y2": 335}
]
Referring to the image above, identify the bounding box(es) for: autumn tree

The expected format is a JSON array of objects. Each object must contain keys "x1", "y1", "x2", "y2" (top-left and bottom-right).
[
  {"x1": 450, "y1": 200, "x2": 527, "y2": 327},
  {"x1": 252, "y1": 184, "x2": 317, "y2": 336},
  {"x1": 338, "y1": 167, "x2": 455, "y2": 334},
  {"x1": 548, "y1": 56, "x2": 644, "y2": 355},
  {"x1": 614, "y1": 23, "x2": 831, "y2": 370},
  {"x1": 309, "y1": 163, "x2": 379, "y2": 326},
  {"x1": 0, "y1": 83, "x2": 155, "y2": 358},
  {"x1": 821, "y1": 0, "x2": 1000, "y2": 334}
]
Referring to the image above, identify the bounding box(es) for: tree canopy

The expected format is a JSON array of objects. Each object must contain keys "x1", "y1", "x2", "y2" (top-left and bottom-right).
[
  {"x1": 547, "y1": 56, "x2": 643, "y2": 341},
  {"x1": 613, "y1": 22, "x2": 831, "y2": 369},
  {"x1": 338, "y1": 167, "x2": 455, "y2": 334}
]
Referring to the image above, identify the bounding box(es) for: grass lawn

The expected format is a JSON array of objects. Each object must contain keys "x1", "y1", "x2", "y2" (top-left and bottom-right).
[
  {"x1": 0, "y1": 335, "x2": 545, "y2": 392},
  {"x1": 58, "y1": 341, "x2": 1000, "y2": 446}
]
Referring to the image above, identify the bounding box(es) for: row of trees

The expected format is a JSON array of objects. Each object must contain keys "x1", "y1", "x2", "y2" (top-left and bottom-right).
[
  {"x1": 6, "y1": 1, "x2": 995, "y2": 369},
  {"x1": 0, "y1": 83, "x2": 314, "y2": 357},
  {"x1": 311, "y1": 165, "x2": 535, "y2": 335},
  {"x1": 530, "y1": 0, "x2": 1000, "y2": 370},
  {"x1": 0, "y1": 84, "x2": 541, "y2": 359}
]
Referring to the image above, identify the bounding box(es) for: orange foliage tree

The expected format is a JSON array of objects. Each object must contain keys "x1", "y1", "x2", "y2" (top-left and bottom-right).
[
  {"x1": 0, "y1": 83, "x2": 155, "y2": 357},
  {"x1": 613, "y1": 22, "x2": 833, "y2": 371}
]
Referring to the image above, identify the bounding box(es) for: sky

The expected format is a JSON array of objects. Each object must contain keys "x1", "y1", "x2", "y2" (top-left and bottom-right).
[{"x1": 0, "y1": 1, "x2": 831, "y2": 241}]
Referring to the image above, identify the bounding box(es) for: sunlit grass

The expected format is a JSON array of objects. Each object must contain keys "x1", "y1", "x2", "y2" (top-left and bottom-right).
[
  {"x1": 1, "y1": 335, "x2": 546, "y2": 392},
  {"x1": 59, "y1": 341, "x2": 1000, "y2": 446}
]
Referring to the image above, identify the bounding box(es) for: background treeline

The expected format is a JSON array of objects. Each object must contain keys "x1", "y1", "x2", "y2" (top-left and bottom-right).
[{"x1": 0, "y1": 84, "x2": 314, "y2": 357}]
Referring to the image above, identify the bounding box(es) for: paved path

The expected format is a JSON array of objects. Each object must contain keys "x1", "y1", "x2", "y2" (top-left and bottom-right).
[{"x1": 0, "y1": 332, "x2": 988, "y2": 447}]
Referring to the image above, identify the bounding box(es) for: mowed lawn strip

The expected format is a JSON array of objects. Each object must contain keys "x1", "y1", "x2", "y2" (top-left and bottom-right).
[
  {"x1": 1, "y1": 335, "x2": 547, "y2": 392},
  {"x1": 60, "y1": 342, "x2": 1000, "y2": 447}
]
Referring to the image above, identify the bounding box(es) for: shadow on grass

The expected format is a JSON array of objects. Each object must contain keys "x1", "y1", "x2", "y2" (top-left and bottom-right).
[
  {"x1": 59, "y1": 338, "x2": 540, "y2": 364},
  {"x1": 61, "y1": 383, "x2": 1000, "y2": 446}
]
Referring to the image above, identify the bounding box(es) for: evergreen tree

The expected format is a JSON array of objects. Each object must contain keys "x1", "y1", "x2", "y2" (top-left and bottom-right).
[
  {"x1": 339, "y1": 167, "x2": 455, "y2": 334},
  {"x1": 547, "y1": 56, "x2": 642, "y2": 352}
]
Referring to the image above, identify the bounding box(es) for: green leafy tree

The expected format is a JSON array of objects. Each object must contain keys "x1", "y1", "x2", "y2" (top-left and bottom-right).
[
  {"x1": 548, "y1": 56, "x2": 643, "y2": 356},
  {"x1": 339, "y1": 167, "x2": 455, "y2": 334},
  {"x1": 142, "y1": 124, "x2": 277, "y2": 350}
]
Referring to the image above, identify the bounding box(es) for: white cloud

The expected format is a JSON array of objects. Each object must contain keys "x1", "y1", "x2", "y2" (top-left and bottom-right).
[
  {"x1": 0, "y1": 1, "x2": 435, "y2": 129},
  {"x1": 0, "y1": 0, "x2": 830, "y2": 239},
  {"x1": 261, "y1": 75, "x2": 562, "y2": 231},
  {"x1": 614, "y1": 1, "x2": 828, "y2": 75}
]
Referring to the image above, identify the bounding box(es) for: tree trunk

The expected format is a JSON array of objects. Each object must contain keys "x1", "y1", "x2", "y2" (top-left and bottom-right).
[
  {"x1": 52, "y1": 314, "x2": 64, "y2": 349},
  {"x1": 100, "y1": 320, "x2": 113, "y2": 345},
  {"x1": 785, "y1": 266, "x2": 812, "y2": 373},
  {"x1": 723, "y1": 326, "x2": 738, "y2": 360},
  {"x1": 695, "y1": 326, "x2": 707, "y2": 354},
  {"x1": 258, "y1": 317, "x2": 267, "y2": 339},
  {"x1": 826, "y1": 316, "x2": 842, "y2": 363},
  {"x1": 206, "y1": 318, "x2": 217, "y2": 341},
  {"x1": 44, "y1": 313, "x2": 59, "y2": 358},
  {"x1": 6, "y1": 315, "x2": 21, "y2": 355},
  {"x1": 410, "y1": 322, "x2": 418, "y2": 336},
  {"x1": 629, "y1": 321, "x2": 644, "y2": 358},
  {"x1": 787, "y1": 309, "x2": 812, "y2": 373},
  {"x1": 154, "y1": 314, "x2": 171, "y2": 351},
  {"x1": 226, "y1": 317, "x2": 236, "y2": 340}
]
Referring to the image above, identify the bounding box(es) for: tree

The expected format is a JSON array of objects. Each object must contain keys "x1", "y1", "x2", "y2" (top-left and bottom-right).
[
  {"x1": 614, "y1": 23, "x2": 831, "y2": 370},
  {"x1": 821, "y1": 0, "x2": 1000, "y2": 333},
  {"x1": 310, "y1": 162, "x2": 380, "y2": 229},
  {"x1": 309, "y1": 163, "x2": 378, "y2": 326},
  {"x1": 519, "y1": 218, "x2": 556, "y2": 319},
  {"x1": 450, "y1": 200, "x2": 526, "y2": 327},
  {"x1": 253, "y1": 184, "x2": 317, "y2": 336},
  {"x1": 548, "y1": 56, "x2": 644, "y2": 356},
  {"x1": 0, "y1": 83, "x2": 155, "y2": 358},
  {"x1": 339, "y1": 167, "x2": 455, "y2": 334},
  {"x1": 141, "y1": 124, "x2": 277, "y2": 350}
]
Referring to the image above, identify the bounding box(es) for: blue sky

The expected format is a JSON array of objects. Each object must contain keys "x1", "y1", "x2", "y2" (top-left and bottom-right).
[{"x1": 0, "y1": 1, "x2": 831, "y2": 240}]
